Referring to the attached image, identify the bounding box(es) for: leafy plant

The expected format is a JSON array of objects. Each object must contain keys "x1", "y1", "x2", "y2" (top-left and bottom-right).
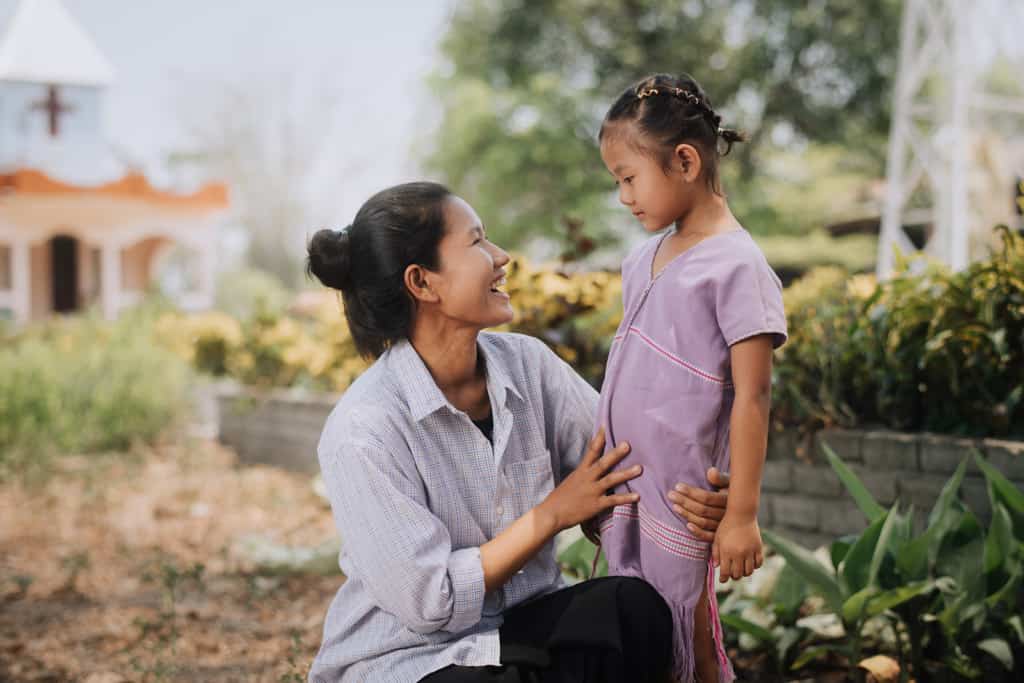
[{"x1": 764, "y1": 443, "x2": 1024, "y2": 681}]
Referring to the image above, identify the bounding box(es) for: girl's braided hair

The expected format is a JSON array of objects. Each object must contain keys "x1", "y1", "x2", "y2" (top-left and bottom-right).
[{"x1": 600, "y1": 73, "x2": 745, "y2": 194}]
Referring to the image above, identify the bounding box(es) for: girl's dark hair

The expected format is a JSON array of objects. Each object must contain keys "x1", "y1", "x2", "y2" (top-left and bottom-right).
[
  {"x1": 306, "y1": 181, "x2": 451, "y2": 358},
  {"x1": 599, "y1": 73, "x2": 745, "y2": 194}
]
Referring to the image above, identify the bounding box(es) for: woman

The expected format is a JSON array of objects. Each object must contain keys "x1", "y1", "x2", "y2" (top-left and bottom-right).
[{"x1": 306, "y1": 182, "x2": 732, "y2": 683}]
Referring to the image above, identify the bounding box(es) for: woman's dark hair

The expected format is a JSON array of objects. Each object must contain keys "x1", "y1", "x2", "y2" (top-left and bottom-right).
[
  {"x1": 306, "y1": 181, "x2": 451, "y2": 358},
  {"x1": 599, "y1": 73, "x2": 745, "y2": 194}
]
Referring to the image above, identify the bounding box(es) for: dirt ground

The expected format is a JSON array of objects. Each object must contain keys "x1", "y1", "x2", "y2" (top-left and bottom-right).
[{"x1": 0, "y1": 439, "x2": 341, "y2": 683}]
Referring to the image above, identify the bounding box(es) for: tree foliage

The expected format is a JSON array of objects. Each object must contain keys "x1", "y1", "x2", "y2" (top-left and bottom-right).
[{"x1": 427, "y1": 0, "x2": 901, "y2": 248}]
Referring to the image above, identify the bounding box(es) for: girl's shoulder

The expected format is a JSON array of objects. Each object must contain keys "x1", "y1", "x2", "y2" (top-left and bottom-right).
[{"x1": 703, "y1": 229, "x2": 779, "y2": 282}]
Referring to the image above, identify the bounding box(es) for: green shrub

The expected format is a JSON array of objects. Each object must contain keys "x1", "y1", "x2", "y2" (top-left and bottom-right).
[
  {"x1": 0, "y1": 311, "x2": 191, "y2": 475},
  {"x1": 775, "y1": 225, "x2": 1024, "y2": 438}
]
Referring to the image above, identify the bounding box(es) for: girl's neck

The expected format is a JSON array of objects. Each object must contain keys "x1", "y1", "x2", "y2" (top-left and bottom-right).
[{"x1": 674, "y1": 191, "x2": 739, "y2": 238}]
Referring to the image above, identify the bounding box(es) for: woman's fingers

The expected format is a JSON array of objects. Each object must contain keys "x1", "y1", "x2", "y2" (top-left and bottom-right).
[
  {"x1": 706, "y1": 466, "x2": 730, "y2": 490},
  {"x1": 602, "y1": 492, "x2": 640, "y2": 508},
  {"x1": 581, "y1": 428, "x2": 606, "y2": 466},
  {"x1": 594, "y1": 440, "x2": 630, "y2": 474},
  {"x1": 599, "y1": 464, "x2": 642, "y2": 490}
]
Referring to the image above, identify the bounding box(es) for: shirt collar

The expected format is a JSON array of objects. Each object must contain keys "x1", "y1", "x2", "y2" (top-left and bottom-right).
[{"x1": 388, "y1": 334, "x2": 523, "y2": 423}]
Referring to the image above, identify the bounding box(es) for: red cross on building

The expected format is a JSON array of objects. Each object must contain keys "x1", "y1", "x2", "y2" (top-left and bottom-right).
[{"x1": 31, "y1": 85, "x2": 74, "y2": 137}]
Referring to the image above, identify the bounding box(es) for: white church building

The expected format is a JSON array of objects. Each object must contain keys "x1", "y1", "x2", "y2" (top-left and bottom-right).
[{"x1": 0, "y1": 0, "x2": 228, "y2": 324}]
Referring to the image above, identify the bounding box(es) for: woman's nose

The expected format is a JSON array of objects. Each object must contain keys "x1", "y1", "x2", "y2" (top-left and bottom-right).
[{"x1": 492, "y1": 243, "x2": 511, "y2": 267}]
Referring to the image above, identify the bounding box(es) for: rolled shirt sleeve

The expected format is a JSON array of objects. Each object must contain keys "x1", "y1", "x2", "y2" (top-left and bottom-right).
[{"x1": 321, "y1": 435, "x2": 486, "y2": 635}]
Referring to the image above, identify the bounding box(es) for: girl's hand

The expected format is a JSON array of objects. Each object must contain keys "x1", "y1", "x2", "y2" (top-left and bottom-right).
[
  {"x1": 712, "y1": 515, "x2": 764, "y2": 582},
  {"x1": 539, "y1": 427, "x2": 641, "y2": 533}
]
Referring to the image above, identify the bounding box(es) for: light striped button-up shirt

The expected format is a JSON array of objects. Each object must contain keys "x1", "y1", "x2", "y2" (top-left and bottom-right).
[{"x1": 309, "y1": 332, "x2": 598, "y2": 683}]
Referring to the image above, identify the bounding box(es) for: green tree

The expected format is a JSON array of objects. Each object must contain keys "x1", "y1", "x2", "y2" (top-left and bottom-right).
[{"x1": 427, "y1": 0, "x2": 900, "y2": 249}]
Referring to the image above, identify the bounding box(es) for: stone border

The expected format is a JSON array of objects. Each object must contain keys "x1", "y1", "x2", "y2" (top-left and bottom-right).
[{"x1": 762, "y1": 428, "x2": 1024, "y2": 548}]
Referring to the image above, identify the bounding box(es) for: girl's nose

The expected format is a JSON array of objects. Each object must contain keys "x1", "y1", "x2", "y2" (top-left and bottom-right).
[{"x1": 618, "y1": 187, "x2": 633, "y2": 206}]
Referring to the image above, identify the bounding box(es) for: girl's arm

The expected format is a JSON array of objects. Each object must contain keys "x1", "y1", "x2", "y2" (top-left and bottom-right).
[{"x1": 714, "y1": 333, "x2": 774, "y2": 581}]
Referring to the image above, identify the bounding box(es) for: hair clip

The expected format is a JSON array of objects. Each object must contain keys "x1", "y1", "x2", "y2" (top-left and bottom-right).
[{"x1": 637, "y1": 88, "x2": 659, "y2": 100}]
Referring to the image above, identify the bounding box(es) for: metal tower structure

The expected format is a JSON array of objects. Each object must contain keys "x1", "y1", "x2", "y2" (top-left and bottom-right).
[{"x1": 878, "y1": 0, "x2": 1024, "y2": 277}]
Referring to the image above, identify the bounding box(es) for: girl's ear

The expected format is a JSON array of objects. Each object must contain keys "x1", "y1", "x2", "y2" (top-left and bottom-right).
[
  {"x1": 674, "y1": 143, "x2": 703, "y2": 183},
  {"x1": 404, "y1": 264, "x2": 440, "y2": 304}
]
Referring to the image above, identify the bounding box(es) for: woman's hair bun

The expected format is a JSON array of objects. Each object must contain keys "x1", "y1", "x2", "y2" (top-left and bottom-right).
[{"x1": 307, "y1": 227, "x2": 353, "y2": 291}]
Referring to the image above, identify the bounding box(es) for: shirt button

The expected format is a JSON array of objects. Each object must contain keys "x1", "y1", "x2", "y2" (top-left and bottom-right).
[{"x1": 496, "y1": 505, "x2": 504, "y2": 517}]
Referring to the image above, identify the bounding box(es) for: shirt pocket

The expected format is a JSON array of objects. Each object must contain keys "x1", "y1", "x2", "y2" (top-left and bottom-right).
[{"x1": 502, "y1": 450, "x2": 555, "y2": 516}]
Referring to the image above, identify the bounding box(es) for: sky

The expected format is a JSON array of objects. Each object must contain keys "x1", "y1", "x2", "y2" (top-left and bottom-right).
[{"x1": 0, "y1": 0, "x2": 456, "y2": 224}]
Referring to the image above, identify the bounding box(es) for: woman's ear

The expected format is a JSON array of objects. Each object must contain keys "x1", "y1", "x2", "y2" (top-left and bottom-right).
[
  {"x1": 404, "y1": 264, "x2": 440, "y2": 304},
  {"x1": 674, "y1": 143, "x2": 703, "y2": 183}
]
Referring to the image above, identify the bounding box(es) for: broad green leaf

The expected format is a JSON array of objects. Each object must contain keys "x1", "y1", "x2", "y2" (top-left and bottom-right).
[
  {"x1": 868, "y1": 503, "x2": 901, "y2": 587},
  {"x1": 976, "y1": 638, "x2": 1014, "y2": 671},
  {"x1": 984, "y1": 504, "x2": 1014, "y2": 574},
  {"x1": 720, "y1": 613, "x2": 775, "y2": 643},
  {"x1": 928, "y1": 458, "x2": 968, "y2": 529},
  {"x1": 974, "y1": 452, "x2": 1024, "y2": 534},
  {"x1": 791, "y1": 644, "x2": 844, "y2": 670},
  {"x1": 985, "y1": 565, "x2": 1021, "y2": 610},
  {"x1": 862, "y1": 580, "x2": 937, "y2": 619},
  {"x1": 763, "y1": 529, "x2": 843, "y2": 614},
  {"x1": 1007, "y1": 615, "x2": 1024, "y2": 644},
  {"x1": 822, "y1": 442, "x2": 885, "y2": 523},
  {"x1": 896, "y1": 528, "x2": 933, "y2": 581},
  {"x1": 841, "y1": 585, "x2": 879, "y2": 623},
  {"x1": 935, "y1": 509, "x2": 985, "y2": 602},
  {"x1": 772, "y1": 562, "x2": 808, "y2": 619},
  {"x1": 830, "y1": 536, "x2": 855, "y2": 571},
  {"x1": 840, "y1": 512, "x2": 887, "y2": 596}
]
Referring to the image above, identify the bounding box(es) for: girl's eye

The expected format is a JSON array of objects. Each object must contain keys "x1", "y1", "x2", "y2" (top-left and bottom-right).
[
  {"x1": 473, "y1": 238, "x2": 482, "y2": 245},
  {"x1": 624, "y1": 176, "x2": 634, "y2": 185}
]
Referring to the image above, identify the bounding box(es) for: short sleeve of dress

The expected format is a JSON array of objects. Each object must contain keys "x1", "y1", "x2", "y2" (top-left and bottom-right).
[{"x1": 714, "y1": 253, "x2": 788, "y2": 349}]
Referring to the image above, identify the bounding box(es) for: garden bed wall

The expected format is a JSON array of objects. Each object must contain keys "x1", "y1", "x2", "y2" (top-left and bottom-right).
[
  {"x1": 217, "y1": 385, "x2": 338, "y2": 475},
  {"x1": 763, "y1": 428, "x2": 1024, "y2": 548},
  {"x1": 216, "y1": 386, "x2": 1024, "y2": 548}
]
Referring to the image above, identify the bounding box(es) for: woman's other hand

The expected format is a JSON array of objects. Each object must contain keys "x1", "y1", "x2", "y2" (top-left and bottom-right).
[{"x1": 667, "y1": 467, "x2": 730, "y2": 542}]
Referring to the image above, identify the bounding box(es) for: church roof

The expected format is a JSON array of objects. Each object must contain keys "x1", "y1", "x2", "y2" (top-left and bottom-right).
[{"x1": 0, "y1": 0, "x2": 114, "y2": 87}]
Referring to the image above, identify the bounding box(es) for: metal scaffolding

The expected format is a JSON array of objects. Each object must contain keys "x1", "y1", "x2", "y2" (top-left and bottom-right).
[{"x1": 878, "y1": 0, "x2": 1024, "y2": 277}]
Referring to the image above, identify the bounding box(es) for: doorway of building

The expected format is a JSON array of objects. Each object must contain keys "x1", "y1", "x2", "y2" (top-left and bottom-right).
[{"x1": 51, "y1": 235, "x2": 79, "y2": 313}]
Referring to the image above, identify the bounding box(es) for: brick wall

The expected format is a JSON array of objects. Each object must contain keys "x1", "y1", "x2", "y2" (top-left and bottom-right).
[
  {"x1": 215, "y1": 386, "x2": 1024, "y2": 549},
  {"x1": 762, "y1": 428, "x2": 1024, "y2": 548}
]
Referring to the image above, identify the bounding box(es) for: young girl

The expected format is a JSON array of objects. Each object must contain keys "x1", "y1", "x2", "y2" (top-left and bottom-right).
[{"x1": 593, "y1": 73, "x2": 787, "y2": 682}]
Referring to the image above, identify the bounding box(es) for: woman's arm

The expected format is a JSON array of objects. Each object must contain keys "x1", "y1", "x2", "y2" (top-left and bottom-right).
[{"x1": 480, "y1": 428, "x2": 640, "y2": 592}]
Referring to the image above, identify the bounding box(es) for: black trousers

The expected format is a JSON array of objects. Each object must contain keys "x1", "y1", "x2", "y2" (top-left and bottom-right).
[{"x1": 420, "y1": 577, "x2": 673, "y2": 683}]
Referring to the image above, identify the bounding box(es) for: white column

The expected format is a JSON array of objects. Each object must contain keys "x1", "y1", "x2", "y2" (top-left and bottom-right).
[
  {"x1": 100, "y1": 242, "x2": 121, "y2": 320},
  {"x1": 198, "y1": 240, "x2": 217, "y2": 310},
  {"x1": 11, "y1": 241, "x2": 30, "y2": 324}
]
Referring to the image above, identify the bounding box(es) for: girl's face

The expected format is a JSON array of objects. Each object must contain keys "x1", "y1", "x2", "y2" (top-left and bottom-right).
[
  {"x1": 600, "y1": 129, "x2": 695, "y2": 233},
  {"x1": 426, "y1": 195, "x2": 514, "y2": 329}
]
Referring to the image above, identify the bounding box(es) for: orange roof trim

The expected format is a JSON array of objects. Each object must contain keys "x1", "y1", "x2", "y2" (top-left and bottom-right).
[{"x1": 0, "y1": 168, "x2": 229, "y2": 209}]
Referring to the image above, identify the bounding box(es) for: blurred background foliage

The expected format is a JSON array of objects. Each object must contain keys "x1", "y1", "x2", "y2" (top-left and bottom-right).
[{"x1": 426, "y1": 0, "x2": 900, "y2": 256}]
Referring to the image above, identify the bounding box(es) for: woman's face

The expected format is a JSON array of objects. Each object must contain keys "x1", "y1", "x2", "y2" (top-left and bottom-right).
[{"x1": 426, "y1": 195, "x2": 514, "y2": 329}]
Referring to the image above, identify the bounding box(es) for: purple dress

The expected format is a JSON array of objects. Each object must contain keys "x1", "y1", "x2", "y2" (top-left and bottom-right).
[{"x1": 595, "y1": 228, "x2": 787, "y2": 683}]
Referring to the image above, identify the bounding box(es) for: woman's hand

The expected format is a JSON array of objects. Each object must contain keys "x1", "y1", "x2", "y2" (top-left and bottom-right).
[
  {"x1": 539, "y1": 428, "x2": 641, "y2": 533},
  {"x1": 666, "y1": 467, "x2": 730, "y2": 542},
  {"x1": 712, "y1": 514, "x2": 764, "y2": 582}
]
